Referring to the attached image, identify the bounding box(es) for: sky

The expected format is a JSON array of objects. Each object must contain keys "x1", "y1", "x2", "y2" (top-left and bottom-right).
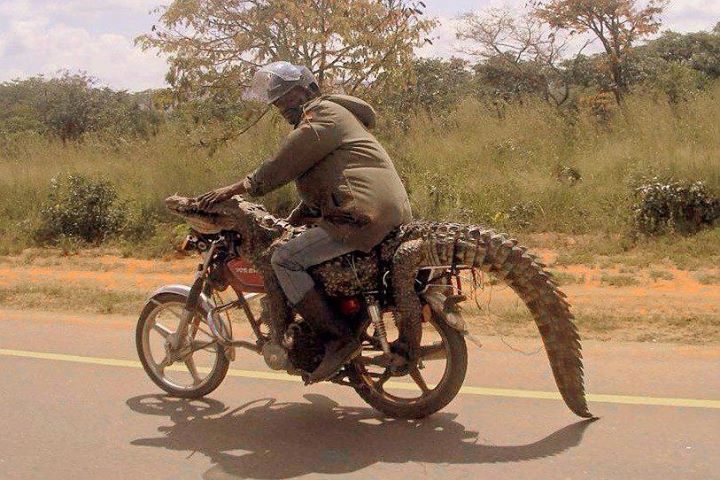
[{"x1": 0, "y1": 0, "x2": 719, "y2": 91}]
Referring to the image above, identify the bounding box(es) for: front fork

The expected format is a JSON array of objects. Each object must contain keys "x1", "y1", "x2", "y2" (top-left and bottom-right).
[{"x1": 167, "y1": 243, "x2": 218, "y2": 351}]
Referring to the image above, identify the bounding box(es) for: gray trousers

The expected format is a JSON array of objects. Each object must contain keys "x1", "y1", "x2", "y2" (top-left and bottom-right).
[{"x1": 270, "y1": 227, "x2": 355, "y2": 305}]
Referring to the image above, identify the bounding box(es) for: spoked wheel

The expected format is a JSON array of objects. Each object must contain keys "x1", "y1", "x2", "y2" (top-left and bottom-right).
[
  {"x1": 350, "y1": 306, "x2": 467, "y2": 419},
  {"x1": 136, "y1": 292, "x2": 229, "y2": 398}
]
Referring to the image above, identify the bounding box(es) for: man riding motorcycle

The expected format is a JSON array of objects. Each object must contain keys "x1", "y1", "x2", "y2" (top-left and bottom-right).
[{"x1": 197, "y1": 61, "x2": 413, "y2": 383}]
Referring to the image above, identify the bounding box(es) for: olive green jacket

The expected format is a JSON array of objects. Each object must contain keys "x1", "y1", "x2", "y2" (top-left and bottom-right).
[{"x1": 245, "y1": 94, "x2": 412, "y2": 252}]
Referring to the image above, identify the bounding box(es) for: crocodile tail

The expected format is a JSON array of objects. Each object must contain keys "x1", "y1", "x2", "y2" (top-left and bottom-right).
[{"x1": 451, "y1": 226, "x2": 593, "y2": 419}]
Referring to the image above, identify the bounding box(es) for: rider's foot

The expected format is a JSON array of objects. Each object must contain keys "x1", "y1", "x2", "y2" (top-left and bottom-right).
[{"x1": 307, "y1": 338, "x2": 362, "y2": 384}]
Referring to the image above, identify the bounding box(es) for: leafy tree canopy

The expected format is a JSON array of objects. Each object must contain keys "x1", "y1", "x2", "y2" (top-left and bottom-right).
[{"x1": 137, "y1": 0, "x2": 436, "y2": 99}]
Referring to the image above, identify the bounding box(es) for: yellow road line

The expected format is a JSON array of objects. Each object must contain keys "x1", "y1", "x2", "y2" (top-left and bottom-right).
[{"x1": 2, "y1": 348, "x2": 719, "y2": 410}]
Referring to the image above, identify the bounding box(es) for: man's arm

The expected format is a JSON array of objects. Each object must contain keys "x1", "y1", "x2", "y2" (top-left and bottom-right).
[
  {"x1": 245, "y1": 103, "x2": 341, "y2": 197},
  {"x1": 286, "y1": 201, "x2": 320, "y2": 227},
  {"x1": 197, "y1": 178, "x2": 251, "y2": 209},
  {"x1": 196, "y1": 102, "x2": 340, "y2": 208}
]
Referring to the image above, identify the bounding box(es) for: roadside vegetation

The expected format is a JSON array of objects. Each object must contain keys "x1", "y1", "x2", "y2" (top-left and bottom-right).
[
  {"x1": 0, "y1": 1, "x2": 718, "y2": 343},
  {"x1": 2, "y1": 1, "x2": 719, "y2": 261},
  {"x1": 2, "y1": 75, "x2": 718, "y2": 261},
  {"x1": 1, "y1": 249, "x2": 718, "y2": 343}
]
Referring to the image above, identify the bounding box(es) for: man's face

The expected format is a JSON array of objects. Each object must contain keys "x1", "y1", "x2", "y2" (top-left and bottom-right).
[{"x1": 273, "y1": 86, "x2": 309, "y2": 125}]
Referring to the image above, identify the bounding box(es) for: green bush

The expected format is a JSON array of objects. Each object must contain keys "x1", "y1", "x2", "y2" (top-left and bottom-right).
[
  {"x1": 121, "y1": 203, "x2": 158, "y2": 242},
  {"x1": 633, "y1": 178, "x2": 720, "y2": 235},
  {"x1": 33, "y1": 174, "x2": 127, "y2": 244}
]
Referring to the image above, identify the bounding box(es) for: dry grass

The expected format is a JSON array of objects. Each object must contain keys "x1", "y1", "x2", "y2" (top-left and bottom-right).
[
  {"x1": 547, "y1": 270, "x2": 586, "y2": 286},
  {"x1": 2, "y1": 85, "x2": 720, "y2": 256},
  {"x1": 695, "y1": 273, "x2": 720, "y2": 285},
  {"x1": 600, "y1": 274, "x2": 642, "y2": 287},
  {"x1": 0, "y1": 281, "x2": 146, "y2": 315},
  {"x1": 0, "y1": 248, "x2": 718, "y2": 343},
  {"x1": 533, "y1": 229, "x2": 720, "y2": 271},
  {"x1": 391, "y1": 88, "x2": 720, "y2": 234},
  {"x1": 649, "y1": 269, "x2": 675, "y2": 281}
]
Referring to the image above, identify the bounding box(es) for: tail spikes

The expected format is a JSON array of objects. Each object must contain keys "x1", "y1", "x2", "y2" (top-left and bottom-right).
[{"x1": 469, "y1": 228, "x2": 593, "y2": 418}]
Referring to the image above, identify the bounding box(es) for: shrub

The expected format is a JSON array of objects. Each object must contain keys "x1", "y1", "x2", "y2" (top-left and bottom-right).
[
  {"x1": 121, "y1": 203, "x2": 158, "y2": 242},
  {"x1": 33, "y1": 175, "x2": 126, "y2": 244},
  {"x1": 633, "y1": 178, "x2": 720, "y2": 235},
  {"x1": 577, "y1": 92, "x2": 617, "y2": 122},
  {"x1": 507, "y1": 202, "x2": 540, "y2": 228}
]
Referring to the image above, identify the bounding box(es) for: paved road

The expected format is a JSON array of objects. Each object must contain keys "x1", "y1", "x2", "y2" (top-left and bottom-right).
[{"x1": 1, "y1": 308, "x2": 718, "y2": 480}]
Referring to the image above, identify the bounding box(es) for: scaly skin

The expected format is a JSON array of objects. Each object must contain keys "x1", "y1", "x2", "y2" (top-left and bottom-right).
[
  {"x1": 165, "y1": 197, "x2": 592, "y2": 418},
  {"x1": 392, "y1": 222, "x2": 592, "y2": 419},
  {"x1": 391, "y1": 239, "x2": 424, "y2": 352},
  {"x1": 166, "y1": 195, "x2": 295, "y2": 341}
]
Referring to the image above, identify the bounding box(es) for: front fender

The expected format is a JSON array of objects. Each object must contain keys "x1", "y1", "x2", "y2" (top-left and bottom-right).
[
  {"x1": 143, "y1": 284, "x2": 238, "y2": 361},
  {"x1": 144, "y1": 284, "x2": 216, "y2": 314}
]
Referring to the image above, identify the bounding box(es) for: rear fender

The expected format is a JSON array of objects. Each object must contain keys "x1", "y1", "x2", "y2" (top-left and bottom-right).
[
  {"x1": 421, "y1": 291, "x2": 467, "y2": 332},
  {"x1": 421, "y1": 290, "x2": 483, "y2": 349}
]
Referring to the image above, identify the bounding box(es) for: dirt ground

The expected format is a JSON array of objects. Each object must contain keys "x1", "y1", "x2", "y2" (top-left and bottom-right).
[{"x1": 1, "y1": 247, "x2": 718, "y2": 345}]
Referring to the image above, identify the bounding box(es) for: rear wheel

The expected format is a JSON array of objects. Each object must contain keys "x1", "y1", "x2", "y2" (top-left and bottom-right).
[
  {"x1": 136, "y1": 292, "x2": 229, "y2": 398},
  {"x1": 351, "y1": 307, "x2": 467, "y2": 419}
]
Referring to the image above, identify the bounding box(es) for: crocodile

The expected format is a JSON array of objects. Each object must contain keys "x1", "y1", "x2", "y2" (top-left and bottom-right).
[{"x1": 166, "y1": 195, "x2": 593, "y2": 418}]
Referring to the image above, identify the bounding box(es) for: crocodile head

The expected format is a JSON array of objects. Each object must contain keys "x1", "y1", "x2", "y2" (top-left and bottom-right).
[
  {"x1": 165, "y1": 195, "x2": 242, "y2": 234},
  {"x1": 165, "y1": 195, "x2": 290, "y2": 259}
]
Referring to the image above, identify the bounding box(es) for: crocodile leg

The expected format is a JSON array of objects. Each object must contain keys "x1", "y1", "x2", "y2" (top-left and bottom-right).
[{"x1": 391, "y1": 239, "x2": 425, "y2": 355}]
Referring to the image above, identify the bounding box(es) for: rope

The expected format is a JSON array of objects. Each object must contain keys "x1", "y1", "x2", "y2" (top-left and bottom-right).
[{"x1": 469, "y1": 268, "x2": 543, "y2": 357}]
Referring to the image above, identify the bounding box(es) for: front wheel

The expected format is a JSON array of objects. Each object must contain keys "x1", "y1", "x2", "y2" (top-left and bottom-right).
[
  {"x1": 350, "y1": 307, "x2": 468, "y2": 419},
  {"x1": 136, "y1": 292, "x2": 230, "y2": 398}
]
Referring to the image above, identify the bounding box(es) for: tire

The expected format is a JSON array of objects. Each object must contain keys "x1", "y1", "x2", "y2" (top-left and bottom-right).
[
  {"x1": 351, "y1": 312, "x2": 468, "y2": 419},
  {"x1": 136, "y1": 292, "x2": 230, "y2": 399}
]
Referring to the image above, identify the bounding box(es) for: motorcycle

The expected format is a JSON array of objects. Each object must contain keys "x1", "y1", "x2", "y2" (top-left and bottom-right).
[{"x1": 135, "y1": 196, "x2": 591, "y2": 420}]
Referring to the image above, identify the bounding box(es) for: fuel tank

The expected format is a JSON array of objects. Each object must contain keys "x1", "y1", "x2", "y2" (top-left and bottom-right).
[{"x1": 226, "y1": 257, "x2": 266, "y2": 294}]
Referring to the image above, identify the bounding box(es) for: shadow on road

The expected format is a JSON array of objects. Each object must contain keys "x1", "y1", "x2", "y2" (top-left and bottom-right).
[{"x1": 127, "y1": 393, "x2": 596, "y2": 479}]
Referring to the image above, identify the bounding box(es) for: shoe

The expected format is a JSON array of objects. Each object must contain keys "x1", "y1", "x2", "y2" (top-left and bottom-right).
[
  {"x1": 293, "y1": 287, "x2": 359, "y2": 383},
  {"x1": 307, "y1": 338, "x2": 362, "y2": 384}
]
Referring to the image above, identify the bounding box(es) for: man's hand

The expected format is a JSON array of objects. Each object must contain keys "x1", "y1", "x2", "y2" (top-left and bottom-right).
[{"x1": 197, "y1": 181, "x2": 248, "y2": 210}]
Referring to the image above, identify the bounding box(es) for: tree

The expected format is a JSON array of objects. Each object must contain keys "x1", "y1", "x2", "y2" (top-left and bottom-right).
[
  {"x1": 641, "y1": 28, "x2": 720, "y2": 79},
  {"x1": 137, "y1": 0, "x2": 436, "y2": 98},
  {"x1": 456, "y1": 8, "x2": 586, "y2": 106},
  {"x1": 535, "y1": 0, "x2": 667, "y2": 103},
  {"x1": 0, "y1": 73, "x2": 161, "y2": 142},
  {"x1": 378, "y1": 57, "x2": 473, "y2": 116}
]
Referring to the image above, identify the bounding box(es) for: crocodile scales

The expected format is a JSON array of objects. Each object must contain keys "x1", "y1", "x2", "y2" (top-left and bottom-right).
[{"x1": 166, "y1": 195, "x2": 593, "y2": 418}]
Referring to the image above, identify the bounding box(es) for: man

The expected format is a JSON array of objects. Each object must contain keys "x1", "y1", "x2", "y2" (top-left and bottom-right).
[{"x1": 197, "y1": 62, "x2": 412, "y2": 382}]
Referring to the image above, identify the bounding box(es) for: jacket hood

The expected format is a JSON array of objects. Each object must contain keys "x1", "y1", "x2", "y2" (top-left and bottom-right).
[{"x1": 321, "y1": 94, "x2": 377, "y2": 129}]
